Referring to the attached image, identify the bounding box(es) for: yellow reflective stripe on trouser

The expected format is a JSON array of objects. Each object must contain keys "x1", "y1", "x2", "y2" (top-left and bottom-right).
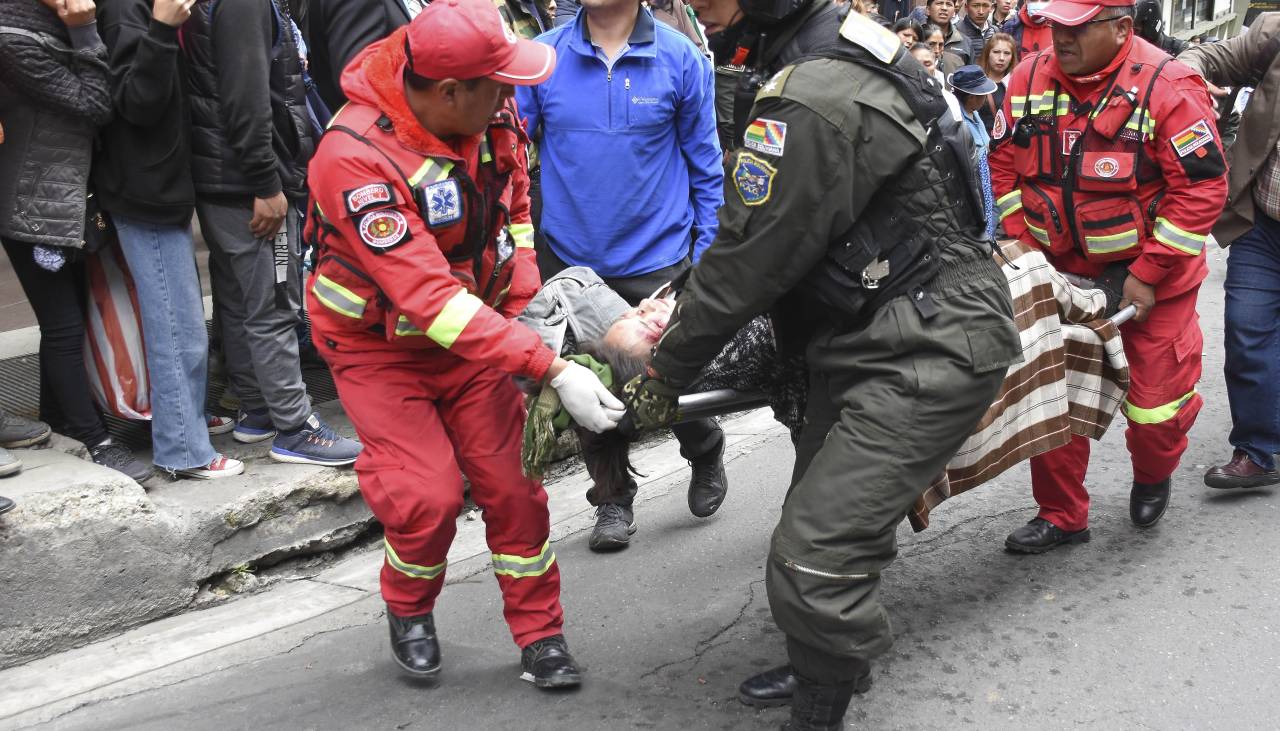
[
  {"x1": 1085, "y1": 229, "x2": 1140, "y2": 255},
  {"x1": 408, "y1": 157, "x2": 455, "y2": 187},
  {"x1": 311, "y1": 273, "x2": 367, "y2": 320},
  {"x1": 395, "y1": 315, "x2": 425, "y2": 336},
  {"x1": 1153, "y1": 218, "x2": 1206, "y2": 255},
  {"x1": 385, "y1": 540, "x2": 446, "y2": 580},
  {"x1": 509, "y1": 222, "x2": 534, "y2": 249},
  {"x1": 492, "y1": 541, "x2": 556, "y2": 578},
  {"x1": 997, "y1": 190, "x2": 1023, "y2": 221},
  {"x1": 426, "y1": 289, "x2": 484, "y2": 348},
  {"x1": 1026, "y1": 219, "x2": 1051, "y2": 246},
  {"x1": 1124, "y1": 390, "x2": 1197, "y2": 425}
]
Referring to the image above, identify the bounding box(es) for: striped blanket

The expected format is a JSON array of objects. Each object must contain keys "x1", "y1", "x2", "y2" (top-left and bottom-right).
[{"x1": 907, "y1": 240, "x2": 1131, "y2": 532}]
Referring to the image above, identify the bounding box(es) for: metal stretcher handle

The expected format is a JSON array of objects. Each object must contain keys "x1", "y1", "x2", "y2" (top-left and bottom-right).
[{"x1": 673, "y1": 305, "x2": 1138, "y2": 423}]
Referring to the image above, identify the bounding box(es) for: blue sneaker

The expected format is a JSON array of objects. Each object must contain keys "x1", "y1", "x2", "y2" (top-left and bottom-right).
[
  {"x1": 270, "y1": 414, "x2": 361, "y2": 466},
  {"x1": 233, "y1": 408, "x2": 277, "y2": 444}
]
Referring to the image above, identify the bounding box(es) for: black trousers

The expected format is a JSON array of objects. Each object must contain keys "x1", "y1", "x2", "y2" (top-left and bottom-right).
[
  {"x1": 536, "y1": 242, "x2": 723, "y2": 507},
  {"x1": 2, "y1": 238, "x2": 108, "y2": 446}
]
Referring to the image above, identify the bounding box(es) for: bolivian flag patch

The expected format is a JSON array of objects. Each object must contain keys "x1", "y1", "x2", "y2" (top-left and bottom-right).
[
  {"x1": 744, "y1": 118, "x2": 788, "y2": 156},
  {"x1": 1170, "y1": 119, "x2": 1214, "y2": 158},
  {"x1": 734, "y1": 153, "x2": 777, "y2": 207}
]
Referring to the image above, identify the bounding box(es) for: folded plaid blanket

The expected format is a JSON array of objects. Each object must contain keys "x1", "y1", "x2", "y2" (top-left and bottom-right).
[{"x1": 907, "y1": 240, "x2": 1131, "y2": 531}]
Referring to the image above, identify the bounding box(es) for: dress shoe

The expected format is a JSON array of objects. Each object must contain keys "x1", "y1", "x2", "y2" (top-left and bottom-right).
[
  {"x1": 782, "y1": 676, "x2": 856, "y2": 731},
  {"x1": 519, "y1": 634, "x2": 582, "y2": 689},
  {"x1": 739, "y1": 664, "x2": 872, "y2": 708},
  {"x1": 1130, "y1": 478, "x2": 1171, "y2": 527},
  {"x1": 686, "y1": 437, "x2": 728, "y2": 518},
  {"x1": 1005, "y1": 517, "x2": 1091, "y2": 554},
  {"x1": 1204, "y1": 451, "x2": 1280, "y2": 490},
  {"x1": 386, "y1": 608, "x2": 441, "y2": 678}
]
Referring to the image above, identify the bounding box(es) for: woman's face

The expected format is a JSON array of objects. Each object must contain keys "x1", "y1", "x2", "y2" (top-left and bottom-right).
[
  {"x1": 988, "y1": 40, "x2": 1014, "y2": 74},
  {"x1": 912, "y1": 47, "x2": 937, "y2": 72},
  {"x1": 926, "y1": 30, "x2": 945, "y2": 60},
  {"x1": 897, "y1": 28, "x2": 918, "y2": 46},
  {"x1": 603, "y1": 298, "x2": 673, "y2": 360}
]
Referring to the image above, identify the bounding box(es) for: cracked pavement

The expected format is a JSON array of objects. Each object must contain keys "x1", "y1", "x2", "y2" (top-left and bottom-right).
[{"x1": 15, "y1": 252, "x2": 1280, "y2": 730}]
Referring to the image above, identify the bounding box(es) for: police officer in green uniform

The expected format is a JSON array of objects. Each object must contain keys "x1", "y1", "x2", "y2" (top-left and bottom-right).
[{"x1": 621, "y1": 10, "x2": 1023, "y2": 730}]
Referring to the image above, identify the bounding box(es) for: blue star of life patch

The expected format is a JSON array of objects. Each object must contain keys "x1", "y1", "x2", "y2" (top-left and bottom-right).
[
  {"x1": 424, "y1": 179, "x2": 462, "y2": 227},
  {"x1": 733, "y1": 153, "x2": 776, "y2": 207}
]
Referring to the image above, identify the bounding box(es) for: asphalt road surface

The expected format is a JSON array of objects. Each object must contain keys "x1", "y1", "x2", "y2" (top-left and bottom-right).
[{"x1": 23, "y1": 251, "x2": 1280, "y2": 731}]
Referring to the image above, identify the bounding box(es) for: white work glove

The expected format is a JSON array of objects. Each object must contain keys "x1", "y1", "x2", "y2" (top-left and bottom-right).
[{"x1": 550, "y1": 361, "x2": 626, "y2": 433}]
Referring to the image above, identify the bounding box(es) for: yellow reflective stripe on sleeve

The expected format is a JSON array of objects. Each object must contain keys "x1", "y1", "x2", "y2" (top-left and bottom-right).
[
  {"x1": 491, "y1": 541, "x2": 556, "y2": 578},
  {"x1": 508, "y1": 222, "x2": 535, "y2": 248},
  {"x1": 426, "y1": 289, "x2": 484, "y2": 348},
  {"x1": 1025, "y1": 219, "x2": 1051, "y2": 246},
  {"x1": 385, "y1": 540, "x2": 446, "y2": 580},
  {"x1": 407, "y1": 158, "x2": 455, "y2": 187},
  {"x1": 997, "y1": 190, "x2": 1023, "y2": 221},
  {"x1": 1153, "y1": 217, "x2": 1206, "y2": 255},
  {"x1": 311, "y1": 273, "x2": 367, "y2": 320},
  {"x1": 1084, "y1": 230, "x2": 1140, "y2": 255},
  {"x1": 394, "y1": 315, "x2": 425, "y2": 337},
  {"x1": 1123, "y1": 390, "x2": 1197, "y2": 425},
  {"x1": 479, "y1": 138, "x2": 494, "y2": 165}
]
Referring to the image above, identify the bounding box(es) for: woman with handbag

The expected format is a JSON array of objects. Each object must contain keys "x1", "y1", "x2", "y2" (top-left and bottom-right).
[
  {"x1": 0, "y1": 0, "x2": 151, "y2": 481},
  {"x1": 93, "y1": 0, "x2": 244, "y2": 479}
]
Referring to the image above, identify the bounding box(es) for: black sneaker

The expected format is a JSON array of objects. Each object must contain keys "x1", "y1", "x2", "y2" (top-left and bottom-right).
[
  {"x1": 587, "y1": 503, "x2": 635, "y2": 552},
  {"x1": 270, "y1": 413, "x2": 362, "y2": 467},
  {"x1": 0, "y1": 411, "x2": 51, "y2": 449},
  {"x1": 90, "y1": 440, "x2": 154, "y2": 482},
  {"x1": 0, "y1": 495, "x2": 14, "y2": 515},
  {"x1": 520, "y1": 634, "x2": 581, "y2": 689}
]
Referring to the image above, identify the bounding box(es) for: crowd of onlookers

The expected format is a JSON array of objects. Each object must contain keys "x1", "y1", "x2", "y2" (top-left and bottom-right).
[{"x1": 0, "y1": 0, "x2": 1265, "y2": 525}]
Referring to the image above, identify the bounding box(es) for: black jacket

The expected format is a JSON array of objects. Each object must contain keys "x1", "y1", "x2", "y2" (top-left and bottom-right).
[
  {"x1": 182, "y1": 0, "x2": 313, "y2": 202},
  {"x1": 0, "y1": 0, "x2": 112, "y2": 249},
  {"x1": 302, "y1": 0, "x2": 411, "y2": 112},
  {"x1": 93, "y1": 0, "x2": 193, "y2": 225}
]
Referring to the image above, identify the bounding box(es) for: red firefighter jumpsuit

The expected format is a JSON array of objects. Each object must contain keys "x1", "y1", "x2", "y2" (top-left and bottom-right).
[
  {"x1": 989, "y1": 35, "x2": 1228, "y2": 531},
  {"x1": 304, "y1": 30, "x2": 560, "y2": 647}
]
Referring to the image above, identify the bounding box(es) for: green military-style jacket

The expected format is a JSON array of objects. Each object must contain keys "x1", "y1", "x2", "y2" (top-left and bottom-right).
[{"x1": 651, "y1": 15, "x2": 930, "y2": 387}]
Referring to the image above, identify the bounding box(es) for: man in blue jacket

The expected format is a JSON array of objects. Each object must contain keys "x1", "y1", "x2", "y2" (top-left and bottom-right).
[{"x1": 518, "y1": 0, "x2": 724, "y2": 552}]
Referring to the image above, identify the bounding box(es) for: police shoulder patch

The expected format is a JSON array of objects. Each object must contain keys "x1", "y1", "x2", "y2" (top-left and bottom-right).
[
  {"x1": 424, "y1": 178, "x2": 463, "y2": 228},
  {"x1": 743, "y1": 118, "x2": 788, "y2": 156},
  {"x1": 733, "y1": 153, "x2": 777, "y2": 207},
  {"x1": 343, "y1": 182, "x2": 393, "y2": 215},
  {"x1": 358, "y1": 209, "x2": 410, "y2": 253}
]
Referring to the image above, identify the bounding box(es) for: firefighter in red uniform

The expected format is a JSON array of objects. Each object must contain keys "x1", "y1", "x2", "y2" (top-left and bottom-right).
[
  {"x1": 304, "y1": 0, "x2": 625, "y2": 687},
  {"x1": 990, "y1": 0, "x2": 1227, "y2": 552}
]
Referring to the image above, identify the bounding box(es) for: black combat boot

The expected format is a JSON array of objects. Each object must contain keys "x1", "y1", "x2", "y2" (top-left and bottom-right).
[
  {"x1": 1130, "y1": 477, "x2": 1171, "y2": 527},
  {"x1": 520, "y1": 634, "x2": 582, "y2": 689},
  {"x1": 782, "y1": 676, "x2": 856, "y2": 731},
  {"x1": 386, "y1": 608, "x2": 441, "y2": 678},
  {"x1": 686, "y1": 436, "x2": 728, "y2": 518},
  {"x1": 739, "y1": 664, "x2": 872, "y2": 707}
]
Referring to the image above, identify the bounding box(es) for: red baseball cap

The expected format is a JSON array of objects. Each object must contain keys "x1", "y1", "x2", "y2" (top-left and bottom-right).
[
  {"x1": 403, "y1": 0, "x2": 555, "y2": 85},
  {"x1": 1036, "y1": 0, "x2": 1134, "y2": 26}
]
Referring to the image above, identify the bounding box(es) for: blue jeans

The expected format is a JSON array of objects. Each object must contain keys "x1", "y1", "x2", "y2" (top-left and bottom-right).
[
  {"x1": 1224, "y1": 210, "x2": 1280, "y2": 471},
  {"x1": 113, "y1": 215, "x2": 218, "y2": 471}
]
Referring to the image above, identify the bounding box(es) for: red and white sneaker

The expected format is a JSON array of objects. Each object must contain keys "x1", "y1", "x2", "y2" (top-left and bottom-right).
[
  {"x1": 176, "y1": 455, "x2": 245, "y2": 480},
  {"x1": 207, "y1": 415, "x2": 235, "y2": 436}
]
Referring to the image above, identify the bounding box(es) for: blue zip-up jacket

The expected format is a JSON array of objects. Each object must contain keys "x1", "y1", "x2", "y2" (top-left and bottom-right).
[{"x1": 517, "y1": 8, "x2": 722, "y2": 279}]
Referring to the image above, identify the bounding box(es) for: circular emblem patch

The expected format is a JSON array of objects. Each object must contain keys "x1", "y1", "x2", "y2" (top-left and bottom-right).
[
  {"x1": 359, "y1": 209, "x2": 409, "y2": 249},
  {"x1": 1093, "y1": 156, "x2": 1120, "y2": 178}
]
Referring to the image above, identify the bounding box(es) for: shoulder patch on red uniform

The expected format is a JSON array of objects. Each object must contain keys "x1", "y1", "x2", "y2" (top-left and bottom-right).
[
  {"x1": 992, "y1": 108, "x2": 1007, "y2": 140},
  {"x1": 344, "y1": 183, "x2": 394, "y2": 215},
  {"x1": 358, "y1": 209, "x2": 410, "y2": 253},
  {"x1": 1170, "y1": 119, "x2": 1214, "y2": 158}
]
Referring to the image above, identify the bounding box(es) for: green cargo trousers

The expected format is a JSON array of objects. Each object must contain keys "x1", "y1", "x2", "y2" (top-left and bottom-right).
[{"x1": 766, "y1": 250, "x2": 1020, "y2": 684}]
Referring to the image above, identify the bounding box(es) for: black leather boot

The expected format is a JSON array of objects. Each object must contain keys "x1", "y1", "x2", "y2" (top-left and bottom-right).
[
  {"x1": 520, "y1": 634, "x2": 582, "y2": 689},
  {"x1": 386, "y1": 608, "x2": 441, "y2": 678},
  {"x1": 782, "y1": 676, "x2": 856, "y2": 731},
  {"x1": 686, "y1": 436, "x2": 728, "y2": 518},
  {"x1": 739, "y1": 664, "x2": 872, "y2": 707},
  {"x1": 1005, "y1": 517, "x2": 1091, "y2": 554},
  {"x1": 1130, "y1": 477, "x2": 1171, "y2": 528}
]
